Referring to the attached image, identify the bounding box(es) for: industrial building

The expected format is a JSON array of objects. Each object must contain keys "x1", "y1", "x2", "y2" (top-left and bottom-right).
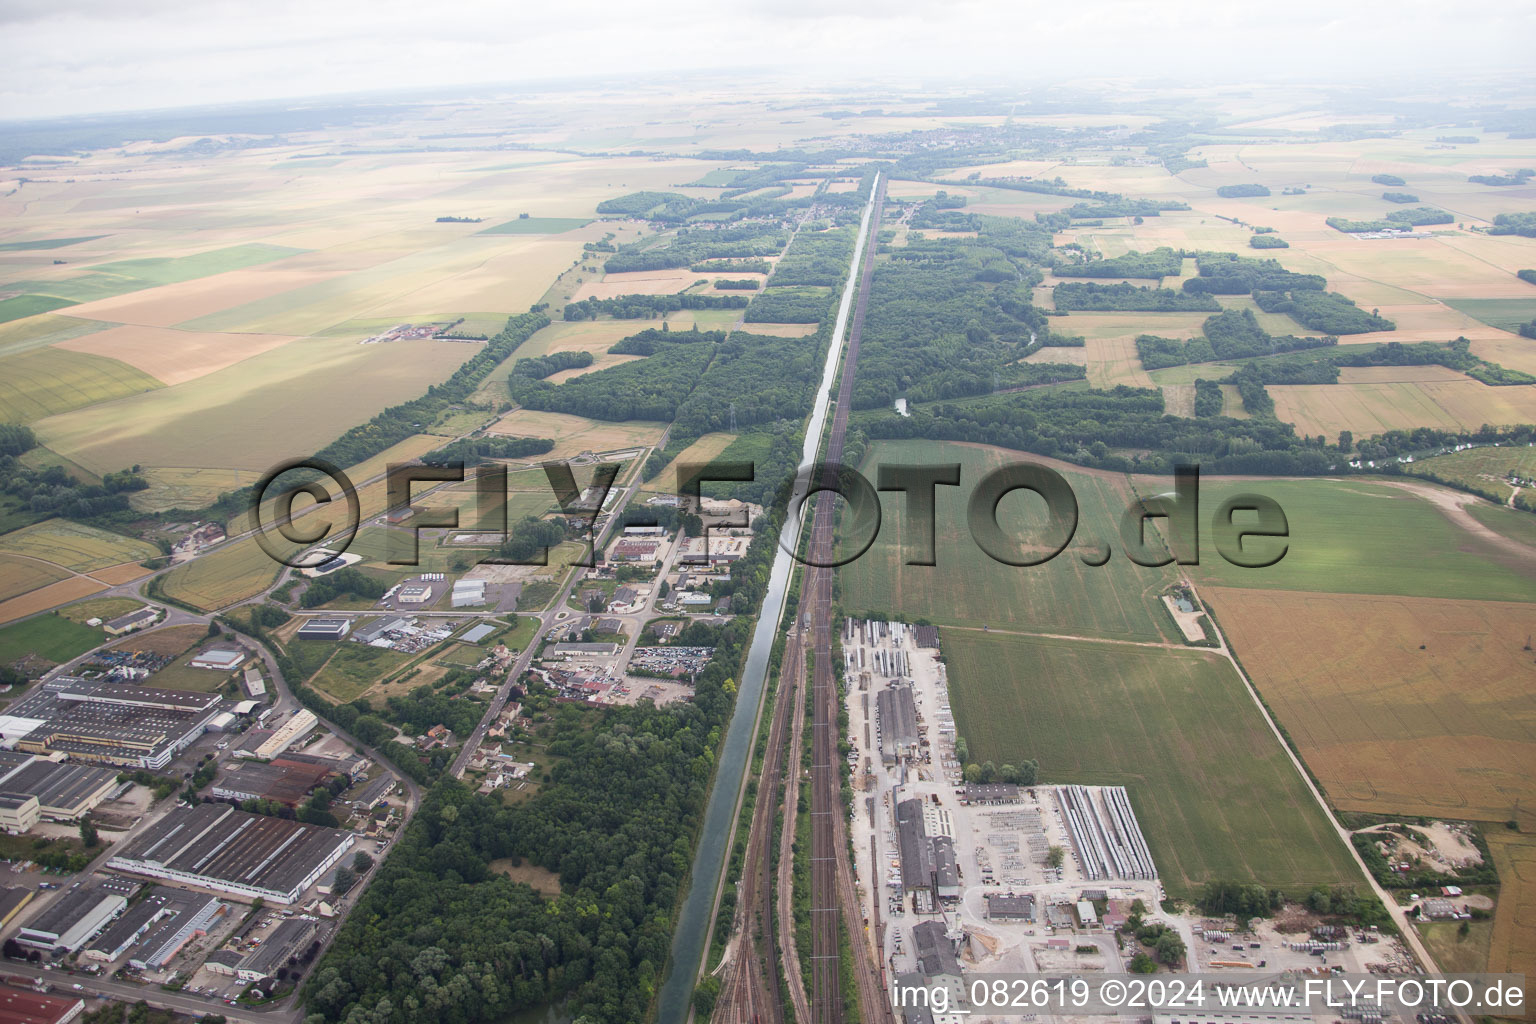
[
  {"x1": 296, "y1": 618, "x2": 350, "y2": 641},
  {"x1": 82, "y1": 888, "x2": 226, "y2": 967},
  {"x1": 0, "y1": 985, "x2": 84, "y2": 1024},
  {"x1": 0, "y1": 758, "x2": 120, "y2": 822},
  {"x1": 0, "y1": 795, "x2": 38, "y2": 834},
  {"x1": 985, "y1": 893, "x2": 1036, "y2": 921},
  {"x1": 0, "y1": 680, "x2": 226, "y2": 770},
  {"x1": 451, "y1": 579, "x2": 486, "y2": 608},
  {"x1": 241, "y1": 666, "x2": 267, "y2": 698},
  {"x1": 959, "y1": 783, "x2": 1019, "y2": 805},
  {"x1": 0, "y1": 887, "x2": 35, "y2": 927},
  {"x1": 189, "y1": 649, "x2": 245, "y2": 671},
  {"x1": 1056, "y1": 785, "x2": 1157, "y2": 881},
  {"x1": 353, "y1": 617, "x2": 407, "y2": 645},
  {"x1": 102, "y1": 608, "x2": 158, "y2": 637},
  {"x1": 108, "y1": 803, "x2": 354, "y2": 904},
  {"x1": 17, "y1": 885, "x2": 128, "y2": 952},
  {"x1": 204, "y1": 917, "x2": 317, "y2": 982},
  {"x1": 211, "y1": 760, "x2": 333, "y2": 807},
  {"x1": 876, "y1": 684, "x2": 919, "y2": 764},
  {"x1": 911, "y1": 920, "x2": 961, "y2": 980},
  {"x1": 253, "y1": 709, "x2": 316, "y2": 760},
  {"x1": 459, "y1": 623, "x2": 495, "y2": 644},
  {"x1": 398, "y1": 584, "x2": 433, "y2": 605},
  {"x1": 350, "y1": 773, "x2": 397, "y2": 810}
]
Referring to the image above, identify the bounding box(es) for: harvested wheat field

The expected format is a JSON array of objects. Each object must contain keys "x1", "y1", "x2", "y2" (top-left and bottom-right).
[
  {"x1": 0, "y1": 518, "x2": 157, "y2": 572},
  {"x1": 88, "y1": 562, "x2": 153, "y2": 585},
  {"x1": 56, "y1": 324, "x2": 298, "y2": 385},
  {"x1": 486, "y1": 409, "x2": 666, "y2": 461},
  {"x1": 58, "y1": 267, "x2": 341, "y2": 327},
  {"x1": 1208, "y1": 587, "x2": 1536, "y2": 826},
  {"x1": 0, "y1": 576, "x2": 107, "y2": 625},
  {"x1": 1269, "y1": 379, "x2": 1536, "y2": 437},
  {"x1": 643, "y1": 433, "x2": 737, "y2": 496},
  {"x1": 1483, "y1": 830, "x2": 1536, "y2": 992},
  {"x1": 570, "y1": 268, "x2": 705, "y2": 301}
]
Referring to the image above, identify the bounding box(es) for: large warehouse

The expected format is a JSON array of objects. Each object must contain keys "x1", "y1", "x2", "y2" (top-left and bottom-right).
[
  {"x1": 0, "y1": 679, "x2": 226, "y2": 770},
  {"x1": 107, "y1": 804, "x2": 354, "y2": 904}
]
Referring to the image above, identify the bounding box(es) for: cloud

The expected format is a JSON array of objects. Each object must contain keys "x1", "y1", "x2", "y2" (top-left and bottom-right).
[{"x1": 0, "y1": 0, "x2": 1531, "y2": 120}]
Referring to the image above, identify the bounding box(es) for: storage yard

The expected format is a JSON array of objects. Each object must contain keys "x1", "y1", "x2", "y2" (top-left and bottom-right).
[{"x1": 839, "y1": 618, "x2": 1416, "y2": 1001}]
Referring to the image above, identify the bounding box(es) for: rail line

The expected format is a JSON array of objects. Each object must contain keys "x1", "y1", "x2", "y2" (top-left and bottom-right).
[{"x1": 806, "y1": 175, "x2": 892, "y2": 1024}]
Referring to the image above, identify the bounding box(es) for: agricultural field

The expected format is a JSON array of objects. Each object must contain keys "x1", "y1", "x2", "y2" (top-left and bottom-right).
[
  {"x1": 309, "y1": 642, "x2": 414, "y2": 703},
  {"x1": 1205, "y1": 588, "x2": 1536, "y2": 825},
  {"x1": 34, "y1": 335, "x2": 471, "y2": 473},
  {"x1": 1484, "y1": 830, "x2": 1536, "y2": 991},
  {"x1": 56, "y1": 324, "x2": 299, "y2": 385},
  {"x1": 0, "y1": 554, "x2": 71, "y2": 602},
  {"x1": 841, "y1": 441, "x2": 1180, "y2": 642},
  {"x1": 0, "y1": 613, "x2": 104, "y2": 667},
  {"x1": 0, "y1": 518, "x2": 157, "y2": 572},
  {"x1": 0, "y1": 345, "x2": 163, "y2": 423},
  {"x1": 1184, "y1": 476, "x2": 1536, "y2": 602},
  {"x1": 1405, "y1": 445, "x2": 1536, "y2": 504},
  {"x1": 1444, "y1": 298, "x2": 1536, "y2": 333},
  {"x1": 0, "y1": 577, "x2": 107, "y2": 625},
  {"x1": 57, "y1": 596, "x2": 142, "y2": 625},
  {"x1": 486, "y1": 408, "x2": 666, "y2": 461},
  {"x1": 154, "y1": 533, "x2": 283, "y2": 612},
  {"x1": 641, "y1": 432, "x2": 737, "y2": 496},
  {"x1": 1267, "y1": 379, "x2": 1536, "y2": 438},
  {"x1": 479, "y1": 218, "x2": 590, "y2": 235},
  {"x1": 944, "y1": 629, "x2": 1363, "y2": 897}
]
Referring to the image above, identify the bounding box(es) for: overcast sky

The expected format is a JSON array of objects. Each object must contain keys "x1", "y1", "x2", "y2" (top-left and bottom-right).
[{"x1": 1, "y1": 0, "x2": 1532, "y2": 120}]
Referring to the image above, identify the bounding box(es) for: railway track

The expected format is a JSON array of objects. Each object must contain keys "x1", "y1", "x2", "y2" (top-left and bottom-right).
[
  {"x1": 716, "y1": 621, "x2": 804, "y2": 1024},
  {"x1": 806, "y1": 176, "x2": 892, "y2": 1024}
]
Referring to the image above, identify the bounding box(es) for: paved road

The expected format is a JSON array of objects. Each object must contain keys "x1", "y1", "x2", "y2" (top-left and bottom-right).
[{"x1": 0, "y1": 961, "x2": 294, "y2": 1023}]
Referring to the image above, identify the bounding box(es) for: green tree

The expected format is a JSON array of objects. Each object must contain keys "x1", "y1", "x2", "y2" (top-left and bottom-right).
[{"x1": 1129, "y1": 952, "x2": 1157, "y2": 973}]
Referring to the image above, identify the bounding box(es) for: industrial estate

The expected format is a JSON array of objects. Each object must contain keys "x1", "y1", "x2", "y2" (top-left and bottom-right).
[{"x1": 0, "y1": 49, "x2": 1532, "y2": 1024}]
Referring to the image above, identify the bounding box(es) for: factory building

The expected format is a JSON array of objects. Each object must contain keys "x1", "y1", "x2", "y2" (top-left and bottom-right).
[
  {"x1": 295, "y1": 618, "x2": 350, "y2": 641},
  {"x1": 204, "y1": 917, "x2": 317, "y2": 982},
  {"x1": 0, "y1": 759, "x2": 120, "y2": 822},
  {"x1": 0, "y1": 985, "x2": 85, "y2": 1024},
  {"x1": 82, "y1": 888, "x2": 226, "y2": 967},
  {"x1": 0, "y1": 680, "x2": 225, "y2": 771},
  {"x1": 876, "y1": 684, "x2": 919, "y2": 765},
  {"x1": 253, "y1": 709, "x2": 316, "y2": 760},
  {"x1": 108, "y1": 803, "x2": 354, "y2": 905},
  {"x1": 17, "y1": 885, "x2": 128, "y2": 952}
]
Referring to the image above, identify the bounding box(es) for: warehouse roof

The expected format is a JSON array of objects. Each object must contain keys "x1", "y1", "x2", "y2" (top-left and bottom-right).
[
  {"x1": 1, "y1": 761, "x2": 118, "y2": 811},
  {"x1": 110, "y1": 804, "x2": 352, "y2": 900}
]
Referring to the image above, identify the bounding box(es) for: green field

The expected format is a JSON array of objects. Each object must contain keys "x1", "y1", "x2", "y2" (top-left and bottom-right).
[
  {"x1": 1405, "y1": 446, "x2": 1536, "y2": 504},
  {"x1": 58, "y1": 597, "x2": 144, "y2": 625},
  {"x1": 0, "y1": 295, "x2": 78, "y2": 325},
  {"x1": 480, "y1": 218, "x2": 591, "y2": 235},
  {"x1": 945, "y1": 629, "x2": 1364, "y2": 897},
  {"x1": 5, "y1": 243, "x2": 306, "y2": 304},
  {"x1": 1444, "y1": 298, "x2": 1536, "y2": 332},
  {"x1": 1467, "y1": 501, "x2": 1536, "y2": 548},
  {"x1": 0, "y1": 313, "x2": 112, "y2": 359},
  {"x1": 0, "y1": 236, "x2": 106, "y2": 252},
  {"x1": 0, "y1": 519, "x2": 157, "y2": 572},
  {"x1": 156, "y1": 535, "x2": 283, "y2": 612},
  {"x1": 1186, "y1": 477, "x2": 1536, "y2": 601},
  {"x1": 840, "y1": 441, "x2": 1179, "y2": 641},
  {"x1": 310, "y1": 643, "x2": 414, "y2": 702},
  {"x1": 0, "y1": 614, "x2": 103, "y2": 666},
  {"x1": 0, "y1": 346, "x2": 163, "y2": 423}
]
